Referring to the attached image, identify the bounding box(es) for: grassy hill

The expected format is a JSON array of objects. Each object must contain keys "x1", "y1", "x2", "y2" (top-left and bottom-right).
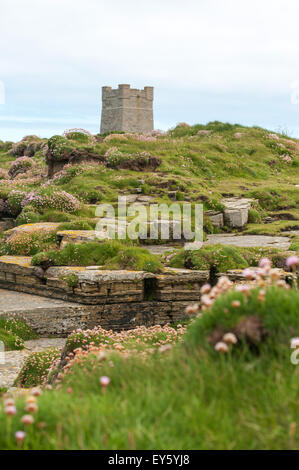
[{"x1": 0, "y1": 122, "x2": 298, "y2": 218}]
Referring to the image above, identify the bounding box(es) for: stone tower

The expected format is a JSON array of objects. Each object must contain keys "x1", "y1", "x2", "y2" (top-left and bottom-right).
[{"x1": 100, "y1": 84, "x2": 154, "y2": 134}]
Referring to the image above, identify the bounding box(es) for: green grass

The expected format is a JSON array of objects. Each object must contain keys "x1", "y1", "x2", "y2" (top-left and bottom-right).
[
  {"x1": 0, "y1": 297, "x2": 297, "y2": 448},
  {"x1": 0, "y1": 123, "x2": 298, "y2": 239},
  {"x1": 290, "y1": 236, "x2": 299, "y2": 252},
  {"x1": 31, "y1": 240, "x2": 163, "y2": 273},
  {"x1": 185, "y1": 286, "x2": 299, "y2": 353},
  {"x1": 168, "y1": 244, "x2": 289, "y2": 273},
  {"x1": 0, "y1": 316, "x2": 38, "y2": 350},
  {"x1": 0, "y1": 286, "x2": 298, "y2": 449}
]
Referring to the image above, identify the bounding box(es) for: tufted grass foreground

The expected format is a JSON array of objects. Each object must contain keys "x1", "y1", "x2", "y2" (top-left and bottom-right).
[
  {"x1": 0, "y1": 341, "x2": 298, "y2": 450},
  {"x1": 1, "y1": 285, "x2": 299, "y2": 450},
  {"x1": 0, "y1": 316, "x2": 38, "y2": 350}
]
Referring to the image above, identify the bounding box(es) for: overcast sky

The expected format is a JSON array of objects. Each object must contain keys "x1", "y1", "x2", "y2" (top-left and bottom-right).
[{"x1": 1, "y1": 0, "x2": 299, "y2": 141}]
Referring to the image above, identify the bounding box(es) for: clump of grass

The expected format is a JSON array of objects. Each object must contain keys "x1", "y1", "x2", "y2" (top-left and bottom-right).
[
  {"x1": 169, "y1": 245, "x2": 290, "y2": 273},
  {"x1": 248, "y1": 208, "x2": 262, "y2": 224},
  {"x1": 58, "y1": 220, "x2": 95, "y2": 231},
  {"x1": 290, "y1": 237, "x2": 299, "y2": 252},
  {"x1": 185, "y1": 286, "x2": 299, "y2": 355},
  {"x1": 31, "y1": 240, "x2": 163, "y2": 273},
  {"x1": 39, "y1": 210, "x2": 74, "y2": 222},
  {"x1": 15, "y1": 348, "x2": 60, "y2": 387},
  {"x1": 60, "y1": 273, "x2": 79, "y2": 288},
  {"x1": 0, "y1": 329, "x2": 24, "y2": 350},
  {"x1": 169, "y1": 244, "x2": 249, "y2": 272},
  {"x1": 0, "y1": 316, "x2": 38, "y2": 350}
]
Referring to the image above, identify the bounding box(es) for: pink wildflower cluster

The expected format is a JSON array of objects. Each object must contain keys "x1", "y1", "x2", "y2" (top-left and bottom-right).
[
  {"x1": 162, "y1": 252, "x2": 176, "y2": 263},
  {"x1": 21, "y1": 190, "x2": 80, "y2": 213},
  {"x1": 268, "y1": 133, "x2": 280, "y2": 140},
  {"x1": 62, "y1": 128, "x2": 96, "y2": 141},
  {"x1": 280, "y1": 154, "x2": 292, "y2": 163},
  {"x1": 18, "y1": 349, "x2": 61, "y2": 386},
  {"x1": 54, "y1": 324, "x2": 186, "y2": 382},
  {"x1": 215, "y1": 332, "x2": 238, "y2": 354},
  {"x1": 104, "y1": 146, "x2": 119, "y2": 157}
]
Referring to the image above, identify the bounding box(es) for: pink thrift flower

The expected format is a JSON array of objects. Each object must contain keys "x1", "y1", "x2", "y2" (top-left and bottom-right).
[
  {"x1": 200, "y1": 284, "x2": 211, "y2": 295},
  {"x1": 286, "y1": 256, "x2": 299, "y2": 268},
  {"x1": 242, "y1": 268, "x2": 255, "y2": 280},
  {"x1": 100, "y1": 376, "x2": 110, "y2": 387},
  {"x1": 259, "y1": 258, "x2": 271, "y2": 268},
  {"x1": 15, "y1": 431, "x2": 26, "y2": 446},
  {"x1": 21, "y1": 414, "x2": 34, "y2": 425},
  {"x1": 214, "y1": 342, "x2": 229, "y2": 353},
  {"x1": 5, "y1": 405, "x2": 17, "y2": 416},
  {"x1": 223, "y1": 333, "x2": 238, "y2": 345}
]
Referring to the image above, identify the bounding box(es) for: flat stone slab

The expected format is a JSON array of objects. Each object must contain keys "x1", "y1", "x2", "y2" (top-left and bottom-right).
[
  {"x1": 46, "y1": 266, "x2": 156, "y2": 282},
  {"x1": 205, "y1": 234, "x2": 291, "y2": 250},
  {"x1": 0, "y1": 288, "x2": 82, "y2": 312},
  {"x1": 222, "y1": 198, "x2": 255, "y2": 210},
  {"x1": 144, "y1": 245, "x2": 178, "y2": 255},
  {"x1": 57, "y1": 230, "x2": 111, "y2": 246},
  {"x1": 0, "y1": 288, "x2": 93, "y2": 336}
]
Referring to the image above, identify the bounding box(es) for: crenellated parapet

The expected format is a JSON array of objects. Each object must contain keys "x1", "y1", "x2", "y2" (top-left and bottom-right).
[{"x1": 100, "y1": 84, "x2": 154, "y2": 133}]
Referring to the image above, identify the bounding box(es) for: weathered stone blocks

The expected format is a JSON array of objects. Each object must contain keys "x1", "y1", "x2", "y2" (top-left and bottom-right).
[
  {"x1": 0, "y1": 256, "x2": 209, "y2": 334},
  {"x1": 100, "y1": 84, "x2": 154, "y2": 134}
]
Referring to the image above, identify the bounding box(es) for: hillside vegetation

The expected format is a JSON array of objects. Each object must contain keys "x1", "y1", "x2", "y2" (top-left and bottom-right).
[{"x1": 0, "y1": 122, "x2": 298, "y2": 271}]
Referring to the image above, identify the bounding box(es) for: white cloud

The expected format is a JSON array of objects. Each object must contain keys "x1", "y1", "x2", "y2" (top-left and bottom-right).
[{"x1": 1, "y1": 0, "x2": 299, "y2": 139}]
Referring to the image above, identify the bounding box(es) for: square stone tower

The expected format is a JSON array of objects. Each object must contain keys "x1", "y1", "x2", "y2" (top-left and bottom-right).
[{"x1": 100, "y1": 84, "x2": 154, "y2": 134}]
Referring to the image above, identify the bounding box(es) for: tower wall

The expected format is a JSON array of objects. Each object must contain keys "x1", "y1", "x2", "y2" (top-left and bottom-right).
[{"x1": 100, "y1": 84, "x2": 154, "y2": 133}]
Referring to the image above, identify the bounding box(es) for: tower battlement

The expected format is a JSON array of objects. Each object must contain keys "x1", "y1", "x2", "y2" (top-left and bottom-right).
[{"x1": 100, "y1": 84, "x2": 154, "y2": 134}]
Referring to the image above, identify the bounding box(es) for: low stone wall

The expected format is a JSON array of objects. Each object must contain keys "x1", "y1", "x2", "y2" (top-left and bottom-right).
[
  {"x1": 0, "y1": 256, "x2": 209, "y2": 334},
  {"x1": 0, "y1": 257, "x2": 208, "y2": 304}
]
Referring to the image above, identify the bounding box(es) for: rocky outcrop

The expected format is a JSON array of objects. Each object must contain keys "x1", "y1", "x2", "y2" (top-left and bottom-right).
[{"x1": 223, "y1": 198, "x2": 255, "y2": 229}]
